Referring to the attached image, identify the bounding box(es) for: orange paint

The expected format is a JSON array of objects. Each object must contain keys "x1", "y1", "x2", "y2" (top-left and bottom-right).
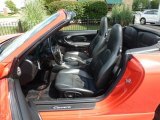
[
  {"x1": 0, "y1": 9, "x2": 160, "y2": 120},
  {"x1": 0, "y1": 9, "x2": 67, "y2": 120},
  {"x1": 39, "y1": 56, "x2": 148, "y2": 120},
  {"x1": 0, "y1": 78, "x2": 12, "y2": 120}
]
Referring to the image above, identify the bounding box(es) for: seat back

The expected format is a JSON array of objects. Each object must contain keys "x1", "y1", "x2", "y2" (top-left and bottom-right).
[
  {"x1": 90, "y1": 24, "x2": 123, "y2": 89},
  {"x1": 88, "y1": 17, "x2": 108, "y2": 57}
]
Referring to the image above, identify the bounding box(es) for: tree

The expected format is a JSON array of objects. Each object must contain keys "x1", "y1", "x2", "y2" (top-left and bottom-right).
[
  {"x1": 151, "y1": 0, "x2": 159, "y2": 9},
  {"x1": 43, "y1": 0, "x2": 60, "y2": 8},
  {"x1": 111, "y1": 4, "x2": 133, "y2": 26},
  {"x1": 132, "y1": 0, "x2": 149, "y2": 11},
  {"x1": 21, "y1": 0, "x2": 47, "y2": 31},
  {"x1": 5, "y1": 0, "x2": 18, "y2": 14}
]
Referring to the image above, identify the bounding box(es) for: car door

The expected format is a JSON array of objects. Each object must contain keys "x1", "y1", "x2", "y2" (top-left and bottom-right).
[
  {"x1": 153, "y1": 10, "x2": 159, "y2": 23},
  {"x1": 144, "y1": 10, "x2": 154, "y2": 22},
  {"x1": 7, "y1": 58, "x2": 41, "y2": 120}
]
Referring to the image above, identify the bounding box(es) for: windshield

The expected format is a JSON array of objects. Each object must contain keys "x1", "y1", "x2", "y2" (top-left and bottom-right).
[{"x1": 0, "y1": 12, "x2": 59, "y2": 61}]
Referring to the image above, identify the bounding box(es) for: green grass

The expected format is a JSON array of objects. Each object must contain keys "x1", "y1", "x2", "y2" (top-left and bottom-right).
[
  {"x1": 61, "y1": 24, "x2": 99, "y2": 31},
  {"x1": 0, "y1": 26, "x2": 18, "y2": 36},
  {"x1": 0, "y1": 24, "x2": 99, "y2": 36}
]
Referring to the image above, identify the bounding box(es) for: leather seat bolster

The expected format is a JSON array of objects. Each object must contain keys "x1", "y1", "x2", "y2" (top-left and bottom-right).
[
  {"x1": 55, "y1": 69, "x2": 95, "y2": 97},
  {"x1": 64, "y1": 51, "x2": 89, "y2": 62},
  {"x1": 57, "y1": 69, "x2": 93, "y2": 78}
]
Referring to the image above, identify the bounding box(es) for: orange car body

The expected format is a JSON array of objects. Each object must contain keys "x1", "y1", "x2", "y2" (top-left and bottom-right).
[{"x1": 0, "y1": 10, "x2": 160, "y2": 120}]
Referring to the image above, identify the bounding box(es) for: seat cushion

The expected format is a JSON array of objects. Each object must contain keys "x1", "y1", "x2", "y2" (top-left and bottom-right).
[
  {"x1": 64, "y1": 51, "x2": 89, "y2": 62},
  {"x1": 55, "y1": 69, "x2": 96, "y2": 97}
]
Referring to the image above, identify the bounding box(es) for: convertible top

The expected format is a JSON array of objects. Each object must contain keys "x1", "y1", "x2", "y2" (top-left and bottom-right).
[{"x1": 130, "y1": 24, "x2": 160, "y2": 36}]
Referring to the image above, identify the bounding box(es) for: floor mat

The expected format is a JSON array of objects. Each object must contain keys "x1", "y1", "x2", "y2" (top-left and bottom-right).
[{"x1": 23, "y1": 72, "x2": 59, "y2": 102}]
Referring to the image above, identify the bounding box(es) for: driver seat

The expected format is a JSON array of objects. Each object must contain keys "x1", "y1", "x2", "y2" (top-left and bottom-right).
[
  {"x1": 55, "y1": 24, "x2": 122, "y2": 98},
  {"x1": 64, "y1": 16, "x2": 108, "y2": 63}
]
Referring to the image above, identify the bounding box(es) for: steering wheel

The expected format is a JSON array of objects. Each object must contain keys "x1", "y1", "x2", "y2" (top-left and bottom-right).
[{"x1": 47, "y1": 38, "x2": 63, "y2": 65}]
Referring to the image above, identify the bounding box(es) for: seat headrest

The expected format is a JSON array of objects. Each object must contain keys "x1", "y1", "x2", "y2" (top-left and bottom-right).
[{"x1": 107, "y1": 24, "x2": 123, "y2": 53}]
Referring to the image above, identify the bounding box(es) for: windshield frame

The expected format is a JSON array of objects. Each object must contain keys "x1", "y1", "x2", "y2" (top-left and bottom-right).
[{"x1": 0, "y1": 12, "x2": 60, "y2": 62}]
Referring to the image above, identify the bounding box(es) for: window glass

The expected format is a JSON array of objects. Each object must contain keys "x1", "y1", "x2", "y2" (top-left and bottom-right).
[{"x1": 144, "y1": 11, "x2": 154, "y2": 14}]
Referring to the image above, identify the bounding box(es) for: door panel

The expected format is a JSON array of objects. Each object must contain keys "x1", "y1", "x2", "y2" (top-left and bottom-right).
[
  {"x1": 8, "y1": 77, "x2": 41, "y2": 120},
  {"x1": 153, "y1": 11, "x2": 158, "y2": 23},
  {"x1": 56, "y1": 30, "x2": 97, "y2": 49}
]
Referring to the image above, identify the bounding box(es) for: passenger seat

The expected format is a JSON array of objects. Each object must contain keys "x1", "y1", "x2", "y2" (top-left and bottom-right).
[
  {"x1": 55, "y1": 24, "x2": 123, "y2": 98},
  {"x1": 64, "y1": 16, "x2": 108, "y2": 63}
]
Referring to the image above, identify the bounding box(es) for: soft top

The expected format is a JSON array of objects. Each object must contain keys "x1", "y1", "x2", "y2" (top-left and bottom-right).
[{"x1": 130, "y1": 24, "x2": 160, "y2": 36}]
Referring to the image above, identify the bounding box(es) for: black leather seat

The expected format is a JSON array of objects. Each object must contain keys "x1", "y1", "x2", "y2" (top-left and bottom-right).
[
  {"x1": 64, "y1": 16, "x2": 108, "y2": 63},
  {"x1": 55, "y1": 24, "x2": 123, "y2": 98}
]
